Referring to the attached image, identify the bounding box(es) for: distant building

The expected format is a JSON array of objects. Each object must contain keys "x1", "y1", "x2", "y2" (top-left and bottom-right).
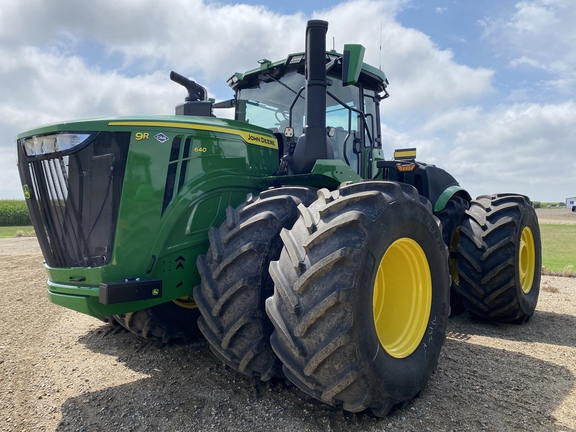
[{"x1": 567, "y1": 197, "x2": 576, "y2": 212}]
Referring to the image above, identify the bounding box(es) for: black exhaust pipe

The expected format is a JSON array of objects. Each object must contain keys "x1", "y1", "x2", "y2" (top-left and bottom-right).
[
  {"x1": 304, "y1": 20, "x2": 328, "y2": 154},
  {"x1": 290, "y1": 19, "x2": 330, "y2": 174}
]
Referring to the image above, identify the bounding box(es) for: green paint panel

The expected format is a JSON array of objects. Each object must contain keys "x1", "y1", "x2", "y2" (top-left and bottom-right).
[
  {"x1": 29, "y1": 116, "x2": 280, "y2": 317},
  {"x1": 311, "y1": 159, "x2": 363, "y2": 183},
  {"x1": 342, "y1": 44, "x2": 366, "y2": 86}
]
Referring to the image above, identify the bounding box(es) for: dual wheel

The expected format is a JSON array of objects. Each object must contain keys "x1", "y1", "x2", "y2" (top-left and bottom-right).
[
  {"x1": 456, "y1": 194, "x2": 541, "y2": 323},
  {"x1": 196, "y1": 181, "x2": 451, "y2": 415},
  {"x1": 195, "y1": 184, "x2": 542, "y2": 416},
  {"x1": 436, "y1": 193, "x2": 541, "y2": 323}
]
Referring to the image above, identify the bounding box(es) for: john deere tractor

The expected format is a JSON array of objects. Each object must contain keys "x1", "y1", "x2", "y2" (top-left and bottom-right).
[{"x1": 16, "y1": 20, "x2": 541, "y2": 415}]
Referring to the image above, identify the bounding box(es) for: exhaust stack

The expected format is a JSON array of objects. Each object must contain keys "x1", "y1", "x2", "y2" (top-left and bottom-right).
[{"x1": 290, "y1": 20, "x2": 331, "y2": 174}]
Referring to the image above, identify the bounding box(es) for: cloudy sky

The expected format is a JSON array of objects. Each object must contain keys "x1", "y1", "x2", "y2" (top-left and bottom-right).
[{"x1": 1, "y1": 0, "x2": 575, "y2": 202}]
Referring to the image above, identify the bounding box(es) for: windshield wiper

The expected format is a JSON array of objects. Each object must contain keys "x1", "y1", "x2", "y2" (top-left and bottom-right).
[{"x1": 263, "y1": 73, "x2": 305, "y2": 99}]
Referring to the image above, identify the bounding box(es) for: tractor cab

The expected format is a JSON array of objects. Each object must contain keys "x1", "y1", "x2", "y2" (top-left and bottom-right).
[{"x1": 226, "y1": 48, "x2": 389, "y2": 177}]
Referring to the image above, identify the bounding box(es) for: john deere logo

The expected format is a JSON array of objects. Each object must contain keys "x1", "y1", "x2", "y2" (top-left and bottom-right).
[
  {"x1": 22, "y1": 185, "x2": 31, "y2": 199},
  {"x1": 154, "y1": 133, "x2": 169, "y2": 143}
]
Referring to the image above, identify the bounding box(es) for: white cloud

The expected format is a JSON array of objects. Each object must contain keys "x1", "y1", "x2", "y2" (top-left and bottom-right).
[
  {"x1": 0, "y1": 0, "x2": 573, "y2": 205},
  {"x1": 0, "y1": 0, "x2": 311, "y2": 83},
  {"x1": 482, "y1": 0, "x2": 576, "y2": 94},
  {"x1": 386, "y1": 101, "x2": 576, "y2": 201},
  {"x1": 0, "y1": 43, "x2": 184, "y2": 199},
  {"x1": 314, "y1": 2, "x2": 494, "y2": 117},
  {"x1": 1, "y1": 47, "x2": 182, "y2": 120},
  {"x1": 509, "y1": 1, "x2": 557, "y2": 32},
  {"x1": 1, "y1": 0, "x2": 490, "y2": 115}
]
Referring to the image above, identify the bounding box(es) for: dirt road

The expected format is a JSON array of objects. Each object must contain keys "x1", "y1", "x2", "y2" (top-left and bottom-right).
[
  {"x1": 1, "y1": 236, "x2": 575, "y2": 431},
  {"x1": 534, "y1": 208, "x2": 576, "y2": 225}
]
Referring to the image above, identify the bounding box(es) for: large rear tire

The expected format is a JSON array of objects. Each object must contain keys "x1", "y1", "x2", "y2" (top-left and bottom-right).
[
  {"x1": 266, "y1": 181, "x2": 450, "y2": 416},
  {"x1": 113, "y1": 298, "x2": 201, "y2": 344},
  {"x1": 456, "y1": 194, "x2": 541, "y2": 323},
  {"x1": 193, "y1": 187, "x2": 317, "y2": 380}
]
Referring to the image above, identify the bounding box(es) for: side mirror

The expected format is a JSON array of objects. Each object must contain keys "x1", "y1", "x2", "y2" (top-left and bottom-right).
[{"x1": 342, "y1": 44, "x2": 365, "y2": 86}]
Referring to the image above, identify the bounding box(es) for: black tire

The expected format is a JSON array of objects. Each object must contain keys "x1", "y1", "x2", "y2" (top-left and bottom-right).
[
  {"x1": 456, "y1": 194, "x2": 541, "y2": 323},
  {"x1": 98, "y1": 315, "x2": 122, "y2": 327},
  {"x1": 572, "y1": 206, "x2": 576, "y2": 213},
  {"x1": 436, "y1": 196, "x2": 469, "y2": 315},
  {"x1": 266, "y1": 181, "x2": 450, "y2": 416},
  {"x1": 113, "y1": 298, "x2": 201, "y2": 344},
  {"x1": 193, "y1": 186, "x2": 318, "y2": 381}
]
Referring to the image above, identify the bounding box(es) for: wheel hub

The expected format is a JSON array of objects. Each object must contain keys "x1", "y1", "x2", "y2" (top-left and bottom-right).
[
  {"x1": 373, "y1": 238, "x2": 432, "y2": 359},
  {"x1": 519, "y1": 226, "x2": 536, "y2": 294}
]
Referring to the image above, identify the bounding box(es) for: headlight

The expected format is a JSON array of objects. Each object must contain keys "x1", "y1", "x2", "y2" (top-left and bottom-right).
[{"x1": 23, "y1": 133, "x2": 91, "y2": 156}]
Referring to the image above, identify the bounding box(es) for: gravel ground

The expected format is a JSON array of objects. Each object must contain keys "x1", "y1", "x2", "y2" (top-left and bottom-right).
[{"x1": 1, "y1": 211, "x2": 576, "y2": 431}]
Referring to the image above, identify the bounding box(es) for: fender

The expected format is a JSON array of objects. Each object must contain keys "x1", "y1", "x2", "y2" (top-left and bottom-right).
[{"x1": 376, "y1": 160, "x2": 471, "y2": 212}]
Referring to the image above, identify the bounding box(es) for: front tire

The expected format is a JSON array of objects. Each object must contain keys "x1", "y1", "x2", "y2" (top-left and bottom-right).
[
  {"x1": 456, "y1": 194, "x2": 541, "y2": 323},
  {"x1": 113, "y1": 298, "x2": 201, "y2": 344},
  {"x1": 193, "y1": 187, "x2": 317, "y2": 380},
  {"x1": 266, "y1": 182, "x2": 450, "y2": 416}
]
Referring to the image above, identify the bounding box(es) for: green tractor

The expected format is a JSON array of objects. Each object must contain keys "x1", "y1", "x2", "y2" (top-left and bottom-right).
[{"x1": 16, "y1": 20, "x2": 541, "y2": 415}]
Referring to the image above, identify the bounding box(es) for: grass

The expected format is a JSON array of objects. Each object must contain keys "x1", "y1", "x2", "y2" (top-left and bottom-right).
[
  {"x1": 540, "y1": 224, "x2": 576, "y2": 275},
  {"x1": 0, "y1": 217, "x2": 575, "y2": 276},
  {"x1": 0, "y1": 226, "x2": 35, "y2": 238}
]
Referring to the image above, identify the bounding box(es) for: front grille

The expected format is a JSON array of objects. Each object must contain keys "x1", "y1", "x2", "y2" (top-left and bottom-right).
[{"x1": 18, "y1": 132, "x2": 130, "y2": 268}]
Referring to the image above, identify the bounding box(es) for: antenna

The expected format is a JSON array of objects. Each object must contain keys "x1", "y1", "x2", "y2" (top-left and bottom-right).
[
  {"x1": 379, "y1": 20, "x2": 383, "y2": 70},
  {"x1": 333, "y1": 36, "x2": 335, "y2": 51}
]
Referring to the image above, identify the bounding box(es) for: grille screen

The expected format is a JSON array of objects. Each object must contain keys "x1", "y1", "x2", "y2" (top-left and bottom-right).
[{"x1": 19, "y1": 132, "x2": 130, "y2": 268}]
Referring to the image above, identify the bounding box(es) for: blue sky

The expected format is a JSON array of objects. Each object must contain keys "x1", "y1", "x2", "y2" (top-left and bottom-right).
[{"x1": 1, "y1": 0, "x2": 575, "y2": 202}]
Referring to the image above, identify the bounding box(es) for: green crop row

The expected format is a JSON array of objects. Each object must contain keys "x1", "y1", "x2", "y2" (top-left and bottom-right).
[
  {"x1": 0, "y1": 200, "x2": 32, "y2": 226},
  {"x1": 533, "y1": 201, "x2": 566, "y2": 208}
]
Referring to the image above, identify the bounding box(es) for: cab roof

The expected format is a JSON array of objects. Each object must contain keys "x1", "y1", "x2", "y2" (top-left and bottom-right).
[{"x1": 227, "y1": 51, "x2": 388, "y2": 94}]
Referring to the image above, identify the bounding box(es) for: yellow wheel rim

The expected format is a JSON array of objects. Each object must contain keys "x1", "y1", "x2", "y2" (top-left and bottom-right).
[
  {"x1": 519, "y1": 226, "x2": 536, "y2": 294},
  {"x1": 172, "y1": 296, "x2": 198, "y2": 309},
  {"x1": 373, "y1": 238, "x2": 432, "y2": 359}
]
